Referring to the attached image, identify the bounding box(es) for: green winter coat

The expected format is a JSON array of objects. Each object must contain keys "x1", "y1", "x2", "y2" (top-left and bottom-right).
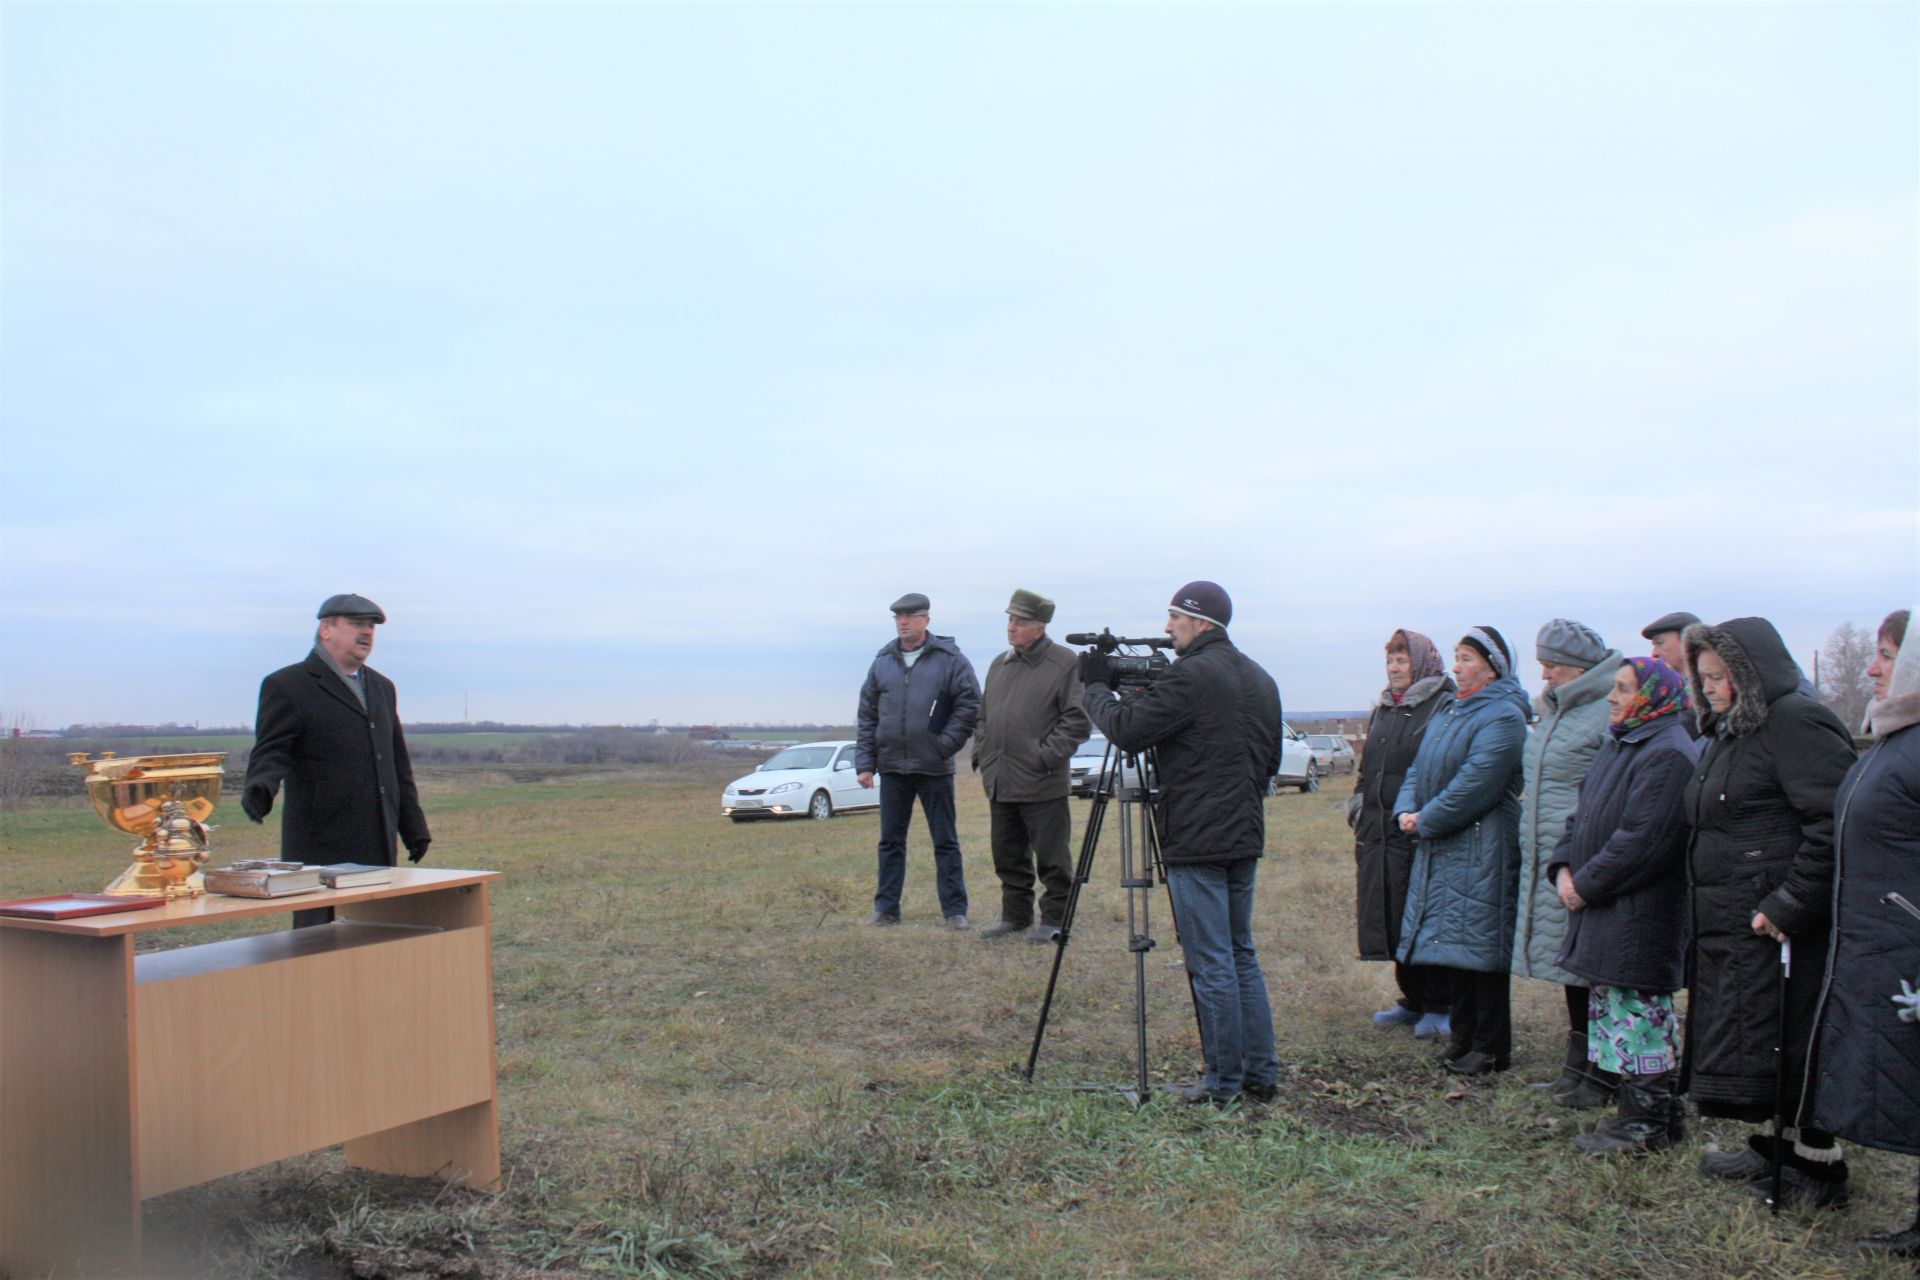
[{"x1": 1511, "y1": 653, "x2": 1622, "y2": 984}]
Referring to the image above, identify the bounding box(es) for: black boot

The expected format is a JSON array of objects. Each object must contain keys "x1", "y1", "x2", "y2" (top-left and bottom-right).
[
  {"x1": 1531, "y1": 1030, "x2": 1585, "y2": 1094},
  {"x1": 1553, "y1": 1065, "x2": 1620, "y2": 1110},
  {"x1": 1859, "y1": 1221, "x2": 1920, "y2": 1258},
  {"x1": 1573, "y1": 1071, "x2": 1681, "y2": 1155}
]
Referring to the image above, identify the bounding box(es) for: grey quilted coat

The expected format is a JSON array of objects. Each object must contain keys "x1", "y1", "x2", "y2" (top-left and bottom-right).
[
  {"x1": 1394, "y1": 676, "x2": 1531, "y2": 973},
  {"x1": 1511, "y1": 653, "x2": 1622, "y2": 984}
]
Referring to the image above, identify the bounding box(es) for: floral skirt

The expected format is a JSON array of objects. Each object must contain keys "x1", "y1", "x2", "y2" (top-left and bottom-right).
[{"x1": 1587, "y1": 985, "x2": 1678, "y2": 1075}]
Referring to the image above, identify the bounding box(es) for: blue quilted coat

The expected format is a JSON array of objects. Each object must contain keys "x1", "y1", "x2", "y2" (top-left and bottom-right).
[{"x1": 1394, "y1": 676, "x2": 1531, "y2": 973}]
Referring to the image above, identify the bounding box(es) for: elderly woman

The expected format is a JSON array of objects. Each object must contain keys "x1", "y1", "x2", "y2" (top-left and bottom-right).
[
  {"x1": 1805, "y1": 609, "x2": 1920, "y2": 1255},
  {"x1": 1512, "y1": 619, "x2": 1623, "y2": 1107},
  {"x1": 1394, "y1": 627, "x2": 1531, "y2": 1075},
  {"x1": 1546, "y1": 658, "x2": 1700, "y2": 1153},
  {"x1": 1683, "y1": 617, "x2": 1857, "y2": 1207},
  {"x1": 1350, "y1": 630, "x2": 1455, "y2": 1038}
]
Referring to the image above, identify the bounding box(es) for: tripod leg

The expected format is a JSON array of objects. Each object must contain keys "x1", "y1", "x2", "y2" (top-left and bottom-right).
[{"x1": 1022, "y1": 775, "x2": 1109, "y2": 1081}]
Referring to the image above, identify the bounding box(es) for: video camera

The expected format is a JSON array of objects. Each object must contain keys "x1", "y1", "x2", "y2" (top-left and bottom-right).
[{"x1": 1066, "y1": 628, "x2": 1173, "y2": 693}]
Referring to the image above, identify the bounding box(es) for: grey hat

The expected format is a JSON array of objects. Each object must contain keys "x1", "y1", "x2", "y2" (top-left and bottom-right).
[
  {"x1": 1006, "y1": 588, "x2": 1055, "y2": 624},
  {"x1": 889, "y1": 592, "x2": 930, "y2": 615},
  {"x1": 1536, "y1": 618, "x2": 1608, "y2": 669},
  {"x1": 317, "y1": 593, "x2": 386, "y2": 623},
  {"x1": 1641, "y1": 610, "x2": 1701, "y2": 641}
]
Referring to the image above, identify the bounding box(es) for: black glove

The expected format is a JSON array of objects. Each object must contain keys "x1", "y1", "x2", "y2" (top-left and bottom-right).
[
  {"x1": 1078, "y1": 651, "x2": 1114, "y2": 686},
  {"x1": 405, "y1": 839, "x2": 430, "y2": 865},
  {"x1": 240, "y1": 782, "x2": 273, "y2": 823}
]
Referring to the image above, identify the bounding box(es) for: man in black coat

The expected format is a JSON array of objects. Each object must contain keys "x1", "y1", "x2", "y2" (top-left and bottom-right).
[
  {"x1": 1079, "y1": 580, "x2": 1282, "y2": 1107},
  {"x1": 241, "y1": 593, "x2": 431, "y2": 927}
]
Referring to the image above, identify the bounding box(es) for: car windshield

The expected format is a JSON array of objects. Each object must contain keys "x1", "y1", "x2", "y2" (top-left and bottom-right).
[
  {"x1": 1073, "y1": 736, "x2": 1110, "y2": 759},
  {"x1": 761, "y1": 746, "x2": 836, "y2": 771}
]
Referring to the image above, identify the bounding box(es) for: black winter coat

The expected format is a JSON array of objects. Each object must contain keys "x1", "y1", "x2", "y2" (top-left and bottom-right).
[
  {"x1": 1548, "y1": 714, "x2": 1700, "y2": 993},
  {"x1": 855, "y1": 634, "x2": 980, "y2": 776},
  {"x1": 1350, "y1": 676, "x2": 1451, "y2": 961},
  {"x1": 1680, "y1": 618, "x2": 1856, "y2": 1120},
  {"x1": 1082, "y1": 628, "x2": 1281, "y2": 865},
  {"x1": 242, "y1": 651, "x2": 430, "y2": 866},
  {"x1": 1804, "y1": 720, "x2": 1920, "y2": 1156}
]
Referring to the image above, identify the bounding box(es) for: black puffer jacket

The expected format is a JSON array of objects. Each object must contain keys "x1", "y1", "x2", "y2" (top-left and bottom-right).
[
  {"x1": 1804, "y1": 707, "x2": 1920, "y2": 1155},
  {"x1": 1350, "y1": 675, "x2": 1452, "y2": 960},
  {"x1": 1680, "y1": 617, "x2": 1856, "y2": 1120},
  {"x1": 855, "y1": 634, "x2": 980, "y2": 776},
  {"x1": 1082, "y1": 628, "x2": 1281, "y2": 865},
  {"x1": 1549, "y1": 713, "x2": 1700, "y2": 993}
]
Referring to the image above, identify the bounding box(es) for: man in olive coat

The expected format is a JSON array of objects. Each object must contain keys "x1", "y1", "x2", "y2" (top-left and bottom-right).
[
  {"x1": 241, "y1": 593, "x2": 431, "y2": 927},
  {"x1": 973, "y1": 589, "x2": 1090, "y2": 942}
]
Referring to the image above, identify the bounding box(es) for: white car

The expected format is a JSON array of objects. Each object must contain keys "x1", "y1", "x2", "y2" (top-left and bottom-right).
[
  {"x1": 1273, "y1": 722, "x2": 1320, "y2": 793},
  {"x1": 722, "y1": 740, "x2": 878, "y2": 822},
  {"x1": 1068, "y1": 733, "x2": 1151, "y2": 796}
]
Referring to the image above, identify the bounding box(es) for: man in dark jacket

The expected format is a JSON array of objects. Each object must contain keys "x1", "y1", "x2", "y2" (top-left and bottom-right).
[
  {"x1": 856, "y1": 593, "x2": 981, "y2": 929},
  {"x1": 241, "y1": 593, "x2": 431, "y2": 928},
  {"x1": 974, "y1": 588, "x2": 1089, "y2": 943},
  {"x1": 1079, "y1": 581, "x2": 1282, "y2": 1106}
]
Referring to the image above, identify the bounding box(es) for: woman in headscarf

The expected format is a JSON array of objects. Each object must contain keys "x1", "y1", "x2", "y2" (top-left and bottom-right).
[
  {"x1": 1547, "y1": 657, "x2": 1700, "y2": 1153},
  {"x1": 1512, "y1": 619, "x2": 1624, "y2": 1107},
  {"x1": 1682, "y1": 617, "x2": 1857, "y2": 1207},
  {"x1": 1393, "y1": 627, "x2": 1531, "y2": 1075},
  {"x1": 1804, "y1": 609, "x2": 1920, "y2": 1255},
  {"x1": 1350, "y1": 629, "x2": 1455, "y2": 1038}
]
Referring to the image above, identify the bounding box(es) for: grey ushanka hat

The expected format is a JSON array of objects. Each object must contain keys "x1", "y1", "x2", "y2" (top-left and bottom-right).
[{"x1": 1006, "y1": 588, "x2": 1055, "y2": 623}]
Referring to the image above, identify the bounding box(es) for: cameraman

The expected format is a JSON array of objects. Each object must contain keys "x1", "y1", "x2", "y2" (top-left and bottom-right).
[{"x1": 1078, "y1": 581, "x2": 1283, "y2": 1106}]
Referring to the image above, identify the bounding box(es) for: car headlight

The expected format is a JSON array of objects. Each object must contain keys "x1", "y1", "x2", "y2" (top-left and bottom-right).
[{"x1": 767, "y1": 781, "x2": 802, "y2": 795}]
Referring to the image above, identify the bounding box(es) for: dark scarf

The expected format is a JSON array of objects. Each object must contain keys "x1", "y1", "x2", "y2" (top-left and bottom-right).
[{"x1": 1610, "y1": 656, "x2": 1687, "y2": 737}]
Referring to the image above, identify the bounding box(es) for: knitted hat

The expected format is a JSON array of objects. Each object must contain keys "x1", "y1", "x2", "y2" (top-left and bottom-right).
[
  {"x1": 1535, "y1": 618, "x2": 1608, "y2": 669},
  {"x1": 1168, "y1": 581, "x2": 1231, "y2": 628},
  {"x1": 1459, "y1": 626, "x2": 1513, "y2": 680}
]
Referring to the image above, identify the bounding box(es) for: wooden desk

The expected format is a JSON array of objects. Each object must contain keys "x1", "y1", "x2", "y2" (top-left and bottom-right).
[{"x1": 0, "y1": 868, "x2": 501, "y2": 1278}]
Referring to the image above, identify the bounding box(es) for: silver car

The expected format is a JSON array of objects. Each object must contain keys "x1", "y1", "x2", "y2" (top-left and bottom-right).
[{"x1": 1306, "y1": 734, "x2": 1357, "y2": 775}]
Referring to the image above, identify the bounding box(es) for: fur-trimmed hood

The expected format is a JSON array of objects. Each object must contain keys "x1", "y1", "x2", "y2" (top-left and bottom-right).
[
  {"x1": 1684, "y1": 617, "x2": 1799, "y2": 738},
  {"x1": 1866, "y1": 625, "x2": 1920, "y2": 738},
  {"x1": 1376, "y1": 672, "x2": 1453, "y2": 710}
]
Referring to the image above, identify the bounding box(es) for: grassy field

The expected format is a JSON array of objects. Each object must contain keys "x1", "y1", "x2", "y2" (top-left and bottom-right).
[{"x1": 0, "y1": 763, "x2": 1910, "y2": 1279}]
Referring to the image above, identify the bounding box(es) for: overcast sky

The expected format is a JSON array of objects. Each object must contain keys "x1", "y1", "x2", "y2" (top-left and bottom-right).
[{"x1": 3, "y1": 2, "x2": 1915, "y2": 728}]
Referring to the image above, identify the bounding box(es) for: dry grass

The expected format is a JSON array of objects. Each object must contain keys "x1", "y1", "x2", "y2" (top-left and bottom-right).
[{"x1": 1, "y1": 761, "x2": 1912, "y2": 1278}]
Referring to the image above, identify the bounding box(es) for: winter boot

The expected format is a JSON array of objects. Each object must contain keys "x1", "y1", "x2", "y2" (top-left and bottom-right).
[
  {"x1": 1746, "y1": 1159, "x2": 1851, "y2": 1211},
  {"x1": 1553, "y1": 1065, "x2": 1620, "y2": 1110},
  {"x1": 1573, "y1": 1071, "x2": 1681, "y2": 1155},
  {"x1": 1531, "y1": 1030, "x2": 1586, "y2": 1095},
  {"x1": 1700, "y1": 1133, "x2": 1776, "y2": 1181}
]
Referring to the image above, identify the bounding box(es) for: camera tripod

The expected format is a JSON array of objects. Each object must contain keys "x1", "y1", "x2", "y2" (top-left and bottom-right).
[{"x1": 1021, "y1": 739, "x2": 1202, "y2": 1106}]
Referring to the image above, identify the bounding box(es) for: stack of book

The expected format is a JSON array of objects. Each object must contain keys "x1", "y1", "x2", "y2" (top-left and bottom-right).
[
  {"x1": 204, "y1": 861, "x2": 322, "y2": 898},
  {"x1": 314, "y1": 863, "x2": 394, "y2": 889}
]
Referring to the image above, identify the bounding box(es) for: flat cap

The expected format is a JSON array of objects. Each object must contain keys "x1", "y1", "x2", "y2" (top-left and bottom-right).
[
  {"x1": 317, "y1": 593, "x2": 386, "y2": 623},
  {"x1": 1005, "y1": 588, "x2": 1055, "y2": 624},
  {"x1": 1641, "y1": 610, "x2": 1701, "y2": 640},
  {"x1": 889, "y1": 592, "x2": 930, "y2": 615}
]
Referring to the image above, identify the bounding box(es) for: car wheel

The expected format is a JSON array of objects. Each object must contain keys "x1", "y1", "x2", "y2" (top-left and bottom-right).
[
  {"x1": 1300, "y1": 765, "x2": 1319, "y2": 794},
  {"x1": 808, "y1": 790, "x2": 833, "y2": 821}
]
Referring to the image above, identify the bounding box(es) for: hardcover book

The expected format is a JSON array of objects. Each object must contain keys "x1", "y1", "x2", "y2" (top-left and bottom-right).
[
  {"x1": 204, "y1": 862, "x2": 323, "y2": 898},
  {"x1": 314, "y1": 862, "x2": 394, "y2": 889}
]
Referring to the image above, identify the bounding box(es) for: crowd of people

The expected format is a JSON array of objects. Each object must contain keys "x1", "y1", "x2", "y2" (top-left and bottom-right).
[{"x1": 1349, "y1": 608, "x2": 1919, "y2": 1258}]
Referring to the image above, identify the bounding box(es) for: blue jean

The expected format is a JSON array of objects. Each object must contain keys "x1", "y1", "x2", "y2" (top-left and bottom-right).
[
  {"x1": 1165, "y1": 859, "x2": 1278, "y2": 1099},
  {"x1": 874, "y1": 772, "x2": 968, "y2": 918}
]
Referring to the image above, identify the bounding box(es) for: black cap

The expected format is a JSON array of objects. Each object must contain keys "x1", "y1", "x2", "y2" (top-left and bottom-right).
[
  {"x1": 1168, "y1": 580, "x2": 1231, "y2": 629},
  {"x1": 890, "y1": 592, "x2": 930, "y2": 615},
  {"x1": 317, "y1": 593, "x2": 386, "y2": 623},
  {"x1": 1641, "y1": 611, "x2": 1701, "y2": 640}
]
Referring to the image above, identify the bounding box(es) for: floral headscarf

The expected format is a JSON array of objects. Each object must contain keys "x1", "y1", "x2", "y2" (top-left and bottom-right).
[
  {"x1": 1610, "y1": 656, "x2": 1688, "y2": 737},
  {"x1": 1387, "y1": 630, "x2": 1446, "y2": 705}
]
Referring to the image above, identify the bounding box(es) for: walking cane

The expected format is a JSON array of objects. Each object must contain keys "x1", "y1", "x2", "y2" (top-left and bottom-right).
[{"x1": 1768, "y1": 937, "x2": 1791, "y2": 1216}]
